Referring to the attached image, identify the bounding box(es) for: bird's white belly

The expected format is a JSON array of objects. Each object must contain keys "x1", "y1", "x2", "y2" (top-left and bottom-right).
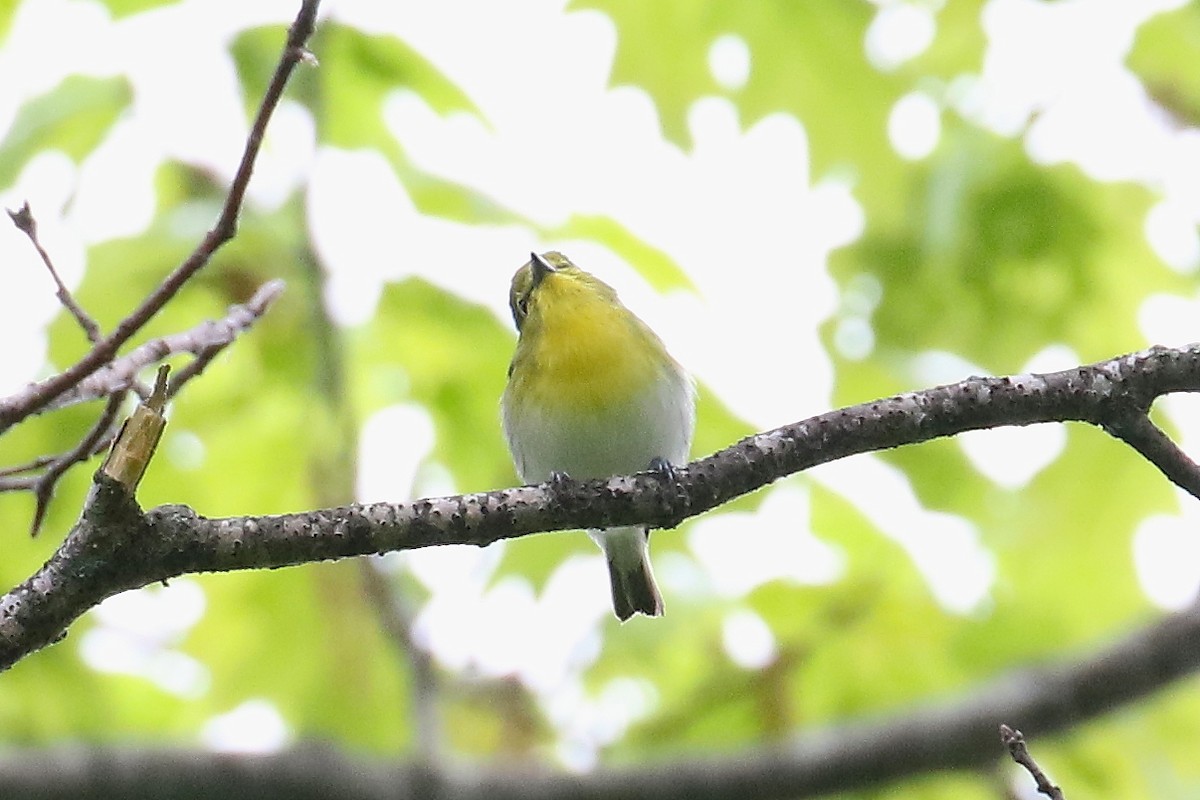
[{"x1": 503, "y1": 371, "x2": 693, "y2": 484}]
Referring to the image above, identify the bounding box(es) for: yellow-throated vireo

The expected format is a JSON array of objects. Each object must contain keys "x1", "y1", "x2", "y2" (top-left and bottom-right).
[{"x1": 502, "y1": 251, "x2": 695, "y2": 621}]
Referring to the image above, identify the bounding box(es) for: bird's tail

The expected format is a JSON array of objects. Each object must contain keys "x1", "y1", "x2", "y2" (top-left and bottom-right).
[{"x1": 594, "y1": 526, "x2": 663, "y2": 621}]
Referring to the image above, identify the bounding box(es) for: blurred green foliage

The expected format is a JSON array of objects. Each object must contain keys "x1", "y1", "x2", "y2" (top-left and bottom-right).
[
  {"x1": 1, "y1": 1, "x2": 1199, "y2": 798},
  {"x1": 0, "y1": 76, "x2": 131, "y2": 189}
]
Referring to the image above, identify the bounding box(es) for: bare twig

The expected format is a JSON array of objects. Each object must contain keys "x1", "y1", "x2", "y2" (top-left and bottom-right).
[
  {"x1": 28, "y1": 392, "x2": 126, "y2": 537},
  {"x1": 999, "y1": 725, "x2": 1065, "y2": 800},
  {"x1": 0, "y1": 394, "x2": 124, "y2": 507},
  {"x1": 0, "y1": 281, "x2": 283, "y2": 527},
  {"x1": 1105, "y1": 412, "x2": 1200, "y2": 498},
  {"x1": 6, "y1": 202, "x2": 101, "y2": 344},
  {"x1": 162, "y1": 286, "x2": 277, "y2": 396},
  {"x1": 0, "y1": 455, "x2": 59, "y2": 479},
  {"x1": 0, "y1": 0, "x2": 320, "y2": 435},
  {"x1": 39, "y1": 279, "x2": 286, "y2": 412}
]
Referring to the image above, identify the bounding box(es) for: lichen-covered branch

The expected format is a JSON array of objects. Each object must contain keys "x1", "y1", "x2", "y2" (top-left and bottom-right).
[{"x1": 5, "y1": 343, "x2": 1200, "y2": 671}]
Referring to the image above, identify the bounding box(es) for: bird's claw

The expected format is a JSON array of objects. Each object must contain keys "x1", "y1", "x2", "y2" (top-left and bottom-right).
[
  {"x1": 648, "y1": 457, "x2": 679, "y2": 486},
  {"x1": 648, "y1": 457, "x2": 687, "y2": 528},
  {"x1": 548, "y1": 470, "x2": 575, "y2": 494}
]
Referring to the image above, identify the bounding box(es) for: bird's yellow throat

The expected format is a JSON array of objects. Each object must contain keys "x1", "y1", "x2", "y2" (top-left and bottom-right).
[{"x1": 509, "y1": 267, "x2": 665, "y2": 414}]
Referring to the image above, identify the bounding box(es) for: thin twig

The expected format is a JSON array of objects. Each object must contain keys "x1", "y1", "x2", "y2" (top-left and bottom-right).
[
  {"x1": 0, "y1": 282, "x2": 282, "y2": 519},
  {"x1": 0, "y1": 399, "x2": 123, "y2": 493},
  {"x1": 0, "y1": 455, "x2": 59, "y2": 479},
  {"x1": 999, "y1": 725, "x2": 1065, "y2": 800},
  {"x1": 165, "y1": 282, "x2": 283, "y2": 396},
  {"x1": 0, "y1": 0, "x2": 320, "y2": 434},
  {"x1": 42, "y1": 279, "x2": 285, "y2": 412},
  {"x1": 28, "y1": 392, "x2": 127, "y2": 537},
  {"x1": 6, "y1": 202, "x2": 101, "y2": 344},
  {"x1": 1105, "y1": 412, "x2": 1200, "y2": 498}
]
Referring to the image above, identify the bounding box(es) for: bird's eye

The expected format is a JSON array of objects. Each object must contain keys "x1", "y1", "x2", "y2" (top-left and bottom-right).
[{"x1": 516, "y1": 296, "x2": 529, "y2": 317}]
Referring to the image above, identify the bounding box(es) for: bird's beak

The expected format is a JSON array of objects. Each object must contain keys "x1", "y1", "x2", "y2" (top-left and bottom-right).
[{"x1": 530, "y1": 251, "x2": 555, "y2": 285}]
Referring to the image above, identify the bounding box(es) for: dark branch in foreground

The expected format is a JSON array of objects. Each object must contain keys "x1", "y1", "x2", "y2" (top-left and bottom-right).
[
  {"x1": 0, "y1": 0, "x2": 319, "y2": 434},
  {"x1": 5, "y1": 343, "x2": 1200, "y2": 673},
  {"x1": 0, "y1": 590, "x2": 1194, "y2": 800}
]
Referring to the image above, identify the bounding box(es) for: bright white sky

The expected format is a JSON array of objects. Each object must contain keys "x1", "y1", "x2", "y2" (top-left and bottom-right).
[{"x1": 2, "y1": 0, "x2": 1199, "y2": 764}]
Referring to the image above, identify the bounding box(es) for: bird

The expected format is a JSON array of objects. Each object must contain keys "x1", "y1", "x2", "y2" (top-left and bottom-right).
[{"x1": 501, "y1": 251, "x2": 695, "y2": 621}]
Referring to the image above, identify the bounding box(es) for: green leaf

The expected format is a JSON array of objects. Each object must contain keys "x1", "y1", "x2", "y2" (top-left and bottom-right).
[
  {"x1": 1129, "y1": 3, "x2": 1200, "y2": 127},
  {"x1": 188, "y1": 563, "x2": 409, "y2": 751},
  {"x1": 351, "y1": 277, "x2": 514, "y2": 495},
  {"x1": 0, "y1": 0, "x2": 18, "y2": 46},
  {"x1": 835, "y1": 123, "x2": 1185, "y2": 378},
  {"x1": 0, "y1": 75, "x2": 132, "y2": 189},
  {"x1": 96, "y1": 0, "x2": 181, "y2": 19},
  {"x1": 301, "y1": 22, "x2": 477, "y2": 152},
  {"x1": 231, "y1": 22, "x2": 527, "y2": 226},
  {"x1": 550, "y1": 214, "x2": 696, "y2": 293},
  {"x1": 572, "y1": 0, "x2": 914, "y2": 227}
]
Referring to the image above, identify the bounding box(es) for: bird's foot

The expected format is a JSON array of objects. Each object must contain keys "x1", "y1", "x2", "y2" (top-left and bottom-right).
[
  {"x1": 649, "y1": 457, "x2": 679, "y2": 485},
  {"x1": 648, "y1": 457, "x2": 688, "y2": 528},
  {"x1": 548, "y1": 470, "x2": 574, "y2": 493}
]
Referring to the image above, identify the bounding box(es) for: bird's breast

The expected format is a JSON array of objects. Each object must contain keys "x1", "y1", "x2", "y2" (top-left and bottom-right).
[
  {"x1": 502, "y1": 306, "x2": 693, "y2": 482},
  {"x1": 515, "y1": 307, "x2": 663, "y2": 412}
]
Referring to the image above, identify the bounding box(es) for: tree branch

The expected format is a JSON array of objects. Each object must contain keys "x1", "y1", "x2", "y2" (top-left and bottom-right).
[
  {"x1": 4, "y1": 342, "x2": 1200, "y2": 670},
  {"x1": 1104, "y1": 411, "x2": 1200, "y2": 498},
  {"x1": 1, "y1": 343, "x2": 1199, "y2": 792},
  {"x1": 0, "y1": 0, "x2": 319, "y2": 434}
]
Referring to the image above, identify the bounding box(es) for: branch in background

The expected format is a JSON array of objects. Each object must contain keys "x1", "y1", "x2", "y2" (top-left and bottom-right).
[
  {"x1": 0, "y1": 594, "x2": 1188, "y2": 800},
  {"x1": 292, "y1": 234, "x2": 448, "y2": 763},
  {"x1": 6, "y1": 202, "x2": 101, "y2": 344},
  {"x1": 359, "y1": 561, "x2": 444, "y2": 765},
  {"x1": 0, "y1": 0, "x2": 320, "y2": 435},
  {"x1": 1000, "y1": 725, "x2": 1065, "y2": 800},
  {"x1": 0, "y1": 455, "x2": 58, "y2": 479}
]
